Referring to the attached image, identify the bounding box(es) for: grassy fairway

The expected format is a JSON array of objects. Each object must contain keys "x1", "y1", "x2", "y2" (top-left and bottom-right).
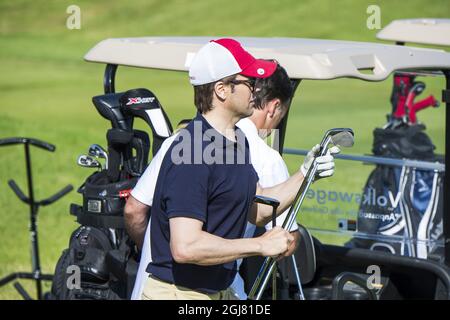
[{"x1": 0, "y1": 0, "x2": 448, "y2": 299}]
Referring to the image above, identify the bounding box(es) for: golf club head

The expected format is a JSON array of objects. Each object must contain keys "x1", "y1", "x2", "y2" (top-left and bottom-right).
[
  {"x1": 319, "y1": 128, "x2": 354, "y2": 154},
  {"x1": 77, "y1": 154, "x2": 102, "y2": 170},
  {"x1": 88, "y1": 144, "x2": 109, "y2": 169},
  {"x1": 330, "y1": 130, "x2": 354, "y2": 148},
  {"x1": 88, "y1": 144, "x2": 107, "y2": 159},
  {"x1": 411, "y1": 82, "x2": 425, "y2": 96}
]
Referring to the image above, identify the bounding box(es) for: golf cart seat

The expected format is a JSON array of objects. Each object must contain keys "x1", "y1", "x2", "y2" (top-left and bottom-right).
[
  {"x1": 312, "y1": 242, "x2": 450, "y2": 299},
  {"x1": 92, "y1": 88, "x2": 173, "y2": 156},
  {"x1": 286, "y1": 224, "x2": 317, "y2": 285}
]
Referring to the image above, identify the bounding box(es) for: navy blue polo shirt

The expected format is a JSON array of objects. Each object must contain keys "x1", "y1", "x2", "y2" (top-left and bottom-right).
[{"x1": 146, "y1": 113, "x2": 258, "y2": 293}]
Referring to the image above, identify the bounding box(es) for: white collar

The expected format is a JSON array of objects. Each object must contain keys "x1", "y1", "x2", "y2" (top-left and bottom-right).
[{"x1": 236, "y1": 117, "x2": 258, "y2": 137}]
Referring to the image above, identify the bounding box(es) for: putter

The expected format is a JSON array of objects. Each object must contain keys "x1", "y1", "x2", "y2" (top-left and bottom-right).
[
  {"x1": 248, "y1": 128, "x2": 355, "y2": 300},
  {"x1": 77, "y1": 154, "x2": 102, "y2": 170},
  {"x1": 88, "y1": 144, "x2": 109, "y2": 170}
]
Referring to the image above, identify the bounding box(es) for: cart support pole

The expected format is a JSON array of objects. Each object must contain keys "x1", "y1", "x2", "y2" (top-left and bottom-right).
[
  {"x1": 444, "y1": 70, "x2": 450, "y2": 267},
  {"x1": 104, "y1": 64, "x2": 118, "y2": 94},
  {"x1": 442, "y1": 70, "x2": 450, "y2": 267}
]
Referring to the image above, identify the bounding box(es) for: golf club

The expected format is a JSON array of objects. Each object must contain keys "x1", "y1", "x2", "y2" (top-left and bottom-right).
[
  {"x1": 248, "y1": 128, "x2": 354, "y2": 300},
  {"x1": 291, "y1": 255, "x2": 305, "y2": 300},
  {"x1": 77, "y1": 154, "x2": 102, "y2": 170},
  {"x1": 88, "y1": 144, "x2": 109, "y2": 170}
]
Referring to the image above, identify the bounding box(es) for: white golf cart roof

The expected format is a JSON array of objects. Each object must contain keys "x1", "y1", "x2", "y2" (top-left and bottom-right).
[
  {"x1": 84, "y1": 37, "x2": 450, "y2": 81},
  {"x1": 377, "y1": 19, "x2": 450, "y2": 47}
]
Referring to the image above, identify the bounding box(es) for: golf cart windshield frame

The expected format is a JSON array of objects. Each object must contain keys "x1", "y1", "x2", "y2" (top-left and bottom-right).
[{"x1": 91, "y1": 37, "x2": 450, "y2": 267}]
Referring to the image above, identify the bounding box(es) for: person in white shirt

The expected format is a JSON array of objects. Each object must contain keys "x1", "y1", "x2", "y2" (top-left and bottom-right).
[
  {"x1": 230, "y1": 63, "x2": 300, "y2": 299},
  {"x1": 127, "y1": 63, "x2": 337, "y2": 300}
]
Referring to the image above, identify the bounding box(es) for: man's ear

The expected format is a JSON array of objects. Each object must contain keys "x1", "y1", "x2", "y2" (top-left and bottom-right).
[
  {"x1": 266, "y1": 99, "x2": 281, "y2": 118},
  {"x1": 214, "y1": 81, "x2": 227, "y2": 101}
]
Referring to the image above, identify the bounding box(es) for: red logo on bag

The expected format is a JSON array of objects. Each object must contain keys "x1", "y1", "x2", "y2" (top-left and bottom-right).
[{"x1": 119, "y1": 189, "x2": 132, "y2": 199}]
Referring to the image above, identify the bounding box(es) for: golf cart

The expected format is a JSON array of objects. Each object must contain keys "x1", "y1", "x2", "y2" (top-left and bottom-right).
[
  {"x1": 376, "y1": 18, "x2": 450, "y2": 47},
  {"x1": 64, "y1": 33, "x2": 450, "y2": 300}
]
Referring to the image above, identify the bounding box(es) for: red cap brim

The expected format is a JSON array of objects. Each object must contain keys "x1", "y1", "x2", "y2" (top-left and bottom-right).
[{"x1": 240, "y1": 59, "x2": 277, "y2": 79}]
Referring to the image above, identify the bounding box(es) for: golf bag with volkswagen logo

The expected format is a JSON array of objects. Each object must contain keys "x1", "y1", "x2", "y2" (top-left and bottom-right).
[
  {"x1": 50, "y1": 88, "x2": 173, "y2": 299},
  {"x1": 348, "y1": 75, "x2": 444, "y2": 260}
]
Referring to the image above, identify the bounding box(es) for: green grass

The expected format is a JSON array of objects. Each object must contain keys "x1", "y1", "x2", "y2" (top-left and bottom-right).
[{"x1": 0, "y1": 0, "x2": 449, "y2": 299}]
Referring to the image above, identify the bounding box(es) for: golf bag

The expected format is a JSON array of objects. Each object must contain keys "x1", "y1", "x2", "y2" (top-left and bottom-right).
[
  {"x1": 51, "y1": 171, "x2": 140, "y2": 300},
  {"x1": 51, "y1": 88, "x2": 173, "y2": 299},
  {"x1": 351, "y1": 124, "x2": 444, "y2": 259},
  {"x1": 349, "y1": 72, "x2": 444, "y2": 259}
]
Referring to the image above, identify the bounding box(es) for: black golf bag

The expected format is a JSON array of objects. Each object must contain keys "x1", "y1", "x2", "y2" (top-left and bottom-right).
[
  {"x1": 349, "y1": 115, "x2": 444, "y2": 259},
  {"x1": 51, "y1": 88, "x2": 172, "y2": 300}
]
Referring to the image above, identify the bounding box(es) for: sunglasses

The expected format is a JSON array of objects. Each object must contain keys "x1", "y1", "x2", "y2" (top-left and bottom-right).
[{"x1": 228, "y1": 78, "x2": 256, "y2": 93}]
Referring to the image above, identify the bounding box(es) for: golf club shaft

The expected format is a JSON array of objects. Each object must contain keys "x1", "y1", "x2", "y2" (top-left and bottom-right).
[
  {"x1": 272, "y1": 266, "x2": 277, "y2": 300},
  {"x1": 291, "y1": 255, "x2": 305, "y2": 300},
  {"x1": 282, "y1": 137, "x2": 330, "y2": 233},
  {"x1": 248, "y1": 159, "x2": 320, "y2": 299},
  {"x1": 248, "y1": 129, "x2": 353, "y2": 300}
]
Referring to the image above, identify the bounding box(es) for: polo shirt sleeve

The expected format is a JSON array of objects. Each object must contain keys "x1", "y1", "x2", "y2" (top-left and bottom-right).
[
  {"x1": 131, "y1": 147, "x2": 165, "y2": 206},
  {"x1": 131, "y1": 135, "x2": 177, "y2": 206},
  {"x1": 163, "y1": 163, "x2": 209, "y2": 223}
]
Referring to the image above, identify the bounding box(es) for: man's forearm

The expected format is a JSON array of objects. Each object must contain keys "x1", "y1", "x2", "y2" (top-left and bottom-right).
[
  {"x1": 125, "y1": 214, "x2": 148, "y2": 249},
  {"x1": 172, "y1": 230, "x2": 262, "y2": 266},
  {"x1": 170, "y1": 217, "x2": 292, "y2": 266},
  {"x1": 124, "y1": 196, "x2": 150, "y2": 249},
  {"x1": 256, "y1": 171, "x2": 304, "y2": 226}
]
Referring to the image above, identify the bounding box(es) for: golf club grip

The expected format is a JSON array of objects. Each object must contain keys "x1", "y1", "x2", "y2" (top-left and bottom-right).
[
  {"x1": 412, "y1": 96, "x2": 438, "y2": 112},
  {"x1": 8, "y1": 180, "x2": 29, "y2": 204},
  {"x1": 409, "y1": 96, "x2": 437, "y2": 123},
  {"x1": 272, "y1": 208, "x2": 276, "y2": 228},
  {"x1": 40, "y1": 184, "x2": 73, "y2": 206},
  {"x1": 0, "y1": 137, "x2": 55, "y2": 152}
]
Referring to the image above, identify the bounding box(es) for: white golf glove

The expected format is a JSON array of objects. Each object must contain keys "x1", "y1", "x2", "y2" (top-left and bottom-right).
[{"x1": 300, "y1": 144, "x2": 340, "y2": 178}]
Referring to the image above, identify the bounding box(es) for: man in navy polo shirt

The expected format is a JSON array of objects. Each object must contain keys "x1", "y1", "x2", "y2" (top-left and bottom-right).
[{"x1": 127, "y1": 39, "x2": 337, "y2": 299}]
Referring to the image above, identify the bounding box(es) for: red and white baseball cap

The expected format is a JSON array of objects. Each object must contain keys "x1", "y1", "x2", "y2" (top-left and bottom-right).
[{"x1": 188, "y1": 38, "x2": 277, "y2": 86}]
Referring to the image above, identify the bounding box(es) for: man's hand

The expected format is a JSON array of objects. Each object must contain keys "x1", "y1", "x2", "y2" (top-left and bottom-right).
[
  {"x1": 257, "y1": 226, "x2": 294, "y2": 259},
  {"x1": 300, "y1": 144, "x2": 340, "y2": 179},
  {"x1": 281, "y1": 230, "x2": 300, "y2": 258}
]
